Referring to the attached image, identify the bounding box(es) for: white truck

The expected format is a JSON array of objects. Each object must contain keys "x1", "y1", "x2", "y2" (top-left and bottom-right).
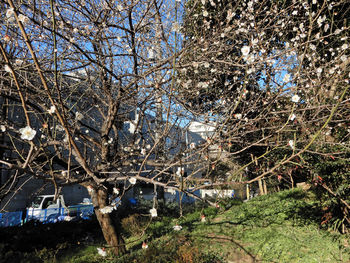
[{"x1": 26, "y1": 195, "x2": 93, "y2": 223}]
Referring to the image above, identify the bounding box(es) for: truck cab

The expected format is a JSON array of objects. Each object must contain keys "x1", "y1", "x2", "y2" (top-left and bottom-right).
[{"x1": 26, "y1": 195, "x2": 66, "y2": 222}]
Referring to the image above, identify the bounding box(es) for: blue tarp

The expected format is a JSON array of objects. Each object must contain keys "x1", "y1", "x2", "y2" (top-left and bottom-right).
[
  {"x1": 25, "y1": 205, "x2": 94, "y2": 223},
  {"x1": 0, "y1": 205, "x2": 94, "y2": 227},
  {"x1": 0, "y1": 211, "x2": 23, "y2": 227}
]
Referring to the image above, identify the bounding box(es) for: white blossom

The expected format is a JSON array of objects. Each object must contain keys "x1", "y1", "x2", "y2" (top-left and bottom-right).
[
  {"x1": 18, "y1": 14, "x2": 29, "y2": 24},
  {"x1": 241, "y1": 46, "x2": 250, "y2": 57},
  {"x1": 4, "y1": 65, "x2": 12, "y2": 73},
  {"x1": 148, "y1": 48, "x2": 155, "y2": 59},
  {"x1": 317, "y1": 16, "x2": 325, "y2": 27},
  {"x1": 97, "y1": 248, "x2": 107, "y2": 257},
  {"x1": 99, "y1": 205, "x2": 115, "y2": 214},
  {"x1": 288, "y1": 140, "x2": 295, "y2": 150},
  {"x1": 15, "y1": 59, "x2": 23, "y2": 66},
  {"x1": 234, "y1": 113, "x2": 242, "y2": 119},
  {"x1": 19, "y1": 126, "x2": 36, "y2": 140},
  {"x1": 150, "y1": 208, "x2": 157, "y2": 217},
  {"x1": 113, "y1": 187, "x2": 119, "y2": 195},
  {"x1": 129, "y1": 177, "x2": 137, "y2": 185},
  {"x1": 176, "y1": 167, "x2": 184, "y2": 176},
  {"x1": 141, "y1": 148, "x2": 146, "y2": 156},
  {"x1": 142, "y1": 242, "x2": 148, "y2": 249},
  {"x1": 4, "y1": 35, "x2": 11, "y2": 42},
  {"x1": 245, "y1": 54, "x2": 255, "y2": 64},
  {"x1": 291, "y1": 94, "x2": 300, "y2": 103},
  {"x1": 203, "y1": 10, "x2": 209, "y2": 17},
  {"x1": 0, "y1": 125, "x2": 6, "y2": 132},
  {"x1": 48, "y1": 105, "x2": 56, "y2": 114},
  {"x1": 75, "y1": 111, "x2": 83, "y2": 121},
  {"x1": 173, "y1": 224, "x2": 182, "y2": 231},
  {"x1": 6, "y1": 8, "x2": 14, "y2": 18},
  {"x1": 251, "y1": 38, "x2": 258, "y2": 46},
  {"x1": 341, "y1": 44, "x2": 348, "y2": 50},
  {"x1": 324, "y1": 23, "x2": 329, "y2": 32},
  {"x1": 289, "y1": 114, "x2": 296, "y2": 121},
  {"x1": 190, "y1": 142, "x2": 196, "y2": 149}
]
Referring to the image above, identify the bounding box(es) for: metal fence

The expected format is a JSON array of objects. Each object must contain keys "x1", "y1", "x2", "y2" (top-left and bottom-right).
[{"x1": 0, "y1": 205, "x2": 94, "y2": 228}]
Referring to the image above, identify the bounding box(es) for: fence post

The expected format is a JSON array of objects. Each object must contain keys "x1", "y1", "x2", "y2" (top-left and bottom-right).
[{"x1": 246, "y1": 184, "x2": 250, "y2": 200}]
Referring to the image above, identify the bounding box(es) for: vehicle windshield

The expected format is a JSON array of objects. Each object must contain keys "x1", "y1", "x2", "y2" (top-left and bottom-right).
[{"x1": 31, "y1": 196, "x2": 44, "y2": 208}]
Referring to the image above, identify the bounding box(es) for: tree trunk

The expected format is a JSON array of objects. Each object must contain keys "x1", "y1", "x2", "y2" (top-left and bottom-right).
[{"x1": 88, "y1": 186, "x2": 126, "y2": 256}]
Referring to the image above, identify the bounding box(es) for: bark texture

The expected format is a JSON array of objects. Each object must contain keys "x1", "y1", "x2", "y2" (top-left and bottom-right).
[{"x1": 89, "y1": 186, "x2": 126, "y2": 256}]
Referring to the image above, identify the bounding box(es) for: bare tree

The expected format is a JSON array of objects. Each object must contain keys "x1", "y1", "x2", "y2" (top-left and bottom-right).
[
  {"x1": 178, "y1": 0, "x2": 349, "y2": 227},
  {"x1": 0, "y1": 0, "x2": 349, "y2": 254},
  {"x1": 0, "y1": 0, "x2": 191, "y2": 254}
]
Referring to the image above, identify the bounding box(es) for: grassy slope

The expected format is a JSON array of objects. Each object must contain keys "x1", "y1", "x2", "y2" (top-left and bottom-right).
[
  {"x1": 49, "y1": 189, "x2": 350, "y2": 262},
  {"x1": 188, "y1": 189, "x2": 349, "y2": 262}
]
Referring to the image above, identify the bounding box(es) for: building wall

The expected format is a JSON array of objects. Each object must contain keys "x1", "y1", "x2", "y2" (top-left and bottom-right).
[{"x1": 0, "y1": 173, "x2": 89, "y2": 212}]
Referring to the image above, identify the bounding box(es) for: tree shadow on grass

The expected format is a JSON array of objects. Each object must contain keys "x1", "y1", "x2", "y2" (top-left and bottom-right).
[{"x1": 195, "y1": 233, "x2": 278, "y2": 263}]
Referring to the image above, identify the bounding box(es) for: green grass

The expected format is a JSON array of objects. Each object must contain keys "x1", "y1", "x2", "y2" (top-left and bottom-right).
[
  {"x1": 57, "y1": 246, "x2": 107, "y2": 263},
  {"x1": 186, "y1": 189, "x2": 349, "y2": 262},
  {"x1": 1, "y1": 189, "x2": 349, "y2": 263}
]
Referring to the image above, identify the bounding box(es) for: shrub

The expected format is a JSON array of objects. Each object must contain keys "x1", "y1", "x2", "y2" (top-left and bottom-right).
[{"x1": 121, "y1": 214, "x2": 147, "y2": 237}]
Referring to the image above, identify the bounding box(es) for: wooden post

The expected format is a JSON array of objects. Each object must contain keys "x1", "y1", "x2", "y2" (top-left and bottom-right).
[
  {"x1": 263, "y1": 179, "x2": 268, "y2": 195},
  {"x1": 258, "y1": 179, "x2": 264, "y2": 195},
  {"x1": 246, "y1": 184, "x2": 250, "y2": 200}
]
